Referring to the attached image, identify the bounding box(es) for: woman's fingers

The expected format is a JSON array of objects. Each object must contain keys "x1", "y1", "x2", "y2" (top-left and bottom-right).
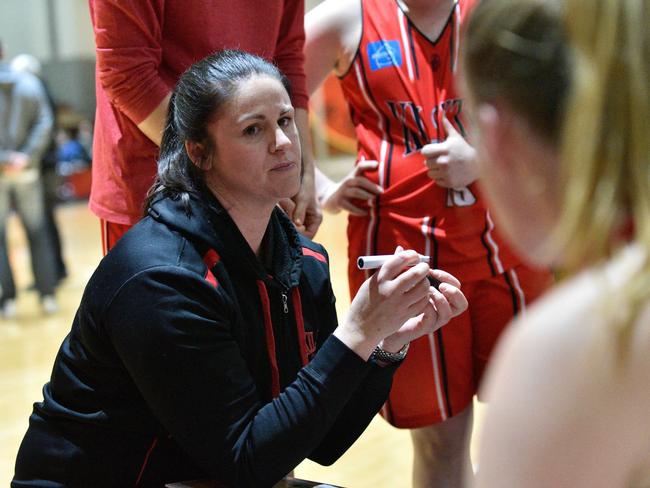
[
  {"x1": 430, "y1": 288, "x2": 452, "y2": 326},
  {"x1": 421, "y1": 141, "x2": 448, "y2": 161},
  {"x1": 277, "y1": 197, "x2": 296, "y2": 218},
  {"x1": 344, "y1": 186, "x2": 377, "y2": 201},
  {"x1": 375, "y1": 253, "x2": 424, "y2": 282},
  {"x1": 428, "y1": 268, "x2": 467, "y2": 318},
  {"x1": 430, "y1": 268, "x2": 462, "y2": 288},
  {"x1": 340, "y1": 201, "x2": 367, "y2": 216},
  {"x1": 331, "y1": 176, "x2": 380, "y2": 213},
  {"x1": 438, "y1": 282, "x2": 468, "y2": 316},
  {"x1": 402, "y1": 278, "x2": 432, "y2": 308},
  {"x1": 354, "y1": 159, "x2": 379, "y2": 174},
  {"x1": 406, "y1": 290, "x2": 432, "y2": 316},
  {"x1": 352, "y1": 176, "x2": 383, "y2": 195}
]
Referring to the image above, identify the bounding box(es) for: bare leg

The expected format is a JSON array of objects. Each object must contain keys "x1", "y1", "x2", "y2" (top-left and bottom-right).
[{"x1": 410, "y1": 403, "x2": 474, "y2": 488}]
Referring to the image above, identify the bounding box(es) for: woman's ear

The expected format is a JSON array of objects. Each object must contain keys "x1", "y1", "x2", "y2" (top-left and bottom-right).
[
  {"x1": 475, "y1": 103, "x2": 508, "y2": 171},
  {"x1": 185, "y1": 140, "x2": 212, "y2": 169},
  {"x1": 476, "y1": 101, "x2": 533, "y2": 175}
]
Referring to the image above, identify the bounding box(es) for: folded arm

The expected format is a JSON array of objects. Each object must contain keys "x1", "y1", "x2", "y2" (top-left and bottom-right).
[{"x1": 90, "y1": 0, "x2": 169, "y2": 144}]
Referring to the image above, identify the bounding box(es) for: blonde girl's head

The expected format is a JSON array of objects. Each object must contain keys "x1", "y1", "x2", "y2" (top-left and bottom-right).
[
  {"x1": 462, "y1": 0, "x2": 569, "y2": 264},
  {"x1": 464, "y1": 0, "x2": 650, "y2": 350},
  {"x1": 464, "y1": 0, "x2": 650, "y2": 268},
  {"x1": 463, "y1": 0, "x2": 567, "y2": 145}
]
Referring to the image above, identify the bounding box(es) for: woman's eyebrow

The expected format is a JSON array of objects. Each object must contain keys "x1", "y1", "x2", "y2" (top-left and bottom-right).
[
  {"x1": 237, "y1": 105, "x2": 294, "y2": 123},
  {"x1": 237, "y1": 113, "x2": 266, "y2": 123}
]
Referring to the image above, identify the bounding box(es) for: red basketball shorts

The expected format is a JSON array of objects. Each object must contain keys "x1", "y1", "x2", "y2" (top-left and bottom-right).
[{"x1": 378, "y1": 264, "x2": 552, "y2": 428}]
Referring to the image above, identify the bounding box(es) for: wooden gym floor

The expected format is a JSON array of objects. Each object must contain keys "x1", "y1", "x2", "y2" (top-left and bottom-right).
[{"x1": 0, "y1": 183, "x2": 484, "y2": 487}]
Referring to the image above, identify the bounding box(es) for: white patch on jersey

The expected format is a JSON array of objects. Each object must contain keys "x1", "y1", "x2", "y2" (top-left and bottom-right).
[{"x1": 445, "y1": 187, "x2": 477, "y2": 207}]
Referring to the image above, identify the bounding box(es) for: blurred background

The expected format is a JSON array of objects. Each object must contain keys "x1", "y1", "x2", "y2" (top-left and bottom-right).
[{"x1": 0, "y1": 1, "x2": 479, "y2": 486}]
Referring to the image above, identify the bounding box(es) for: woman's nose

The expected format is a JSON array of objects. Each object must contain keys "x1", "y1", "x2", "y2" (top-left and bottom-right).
[{"x1": 270, "y1": 127, "x2": 291, "y2": 152}]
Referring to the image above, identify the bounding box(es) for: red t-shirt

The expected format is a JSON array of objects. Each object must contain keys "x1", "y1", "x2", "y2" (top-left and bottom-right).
[
  {"x1": 339, "y1": 0, "x2": 520, "y2": 294},
  {"x1": 89, "y1": 0, "x2": 308, "y2": 224}
]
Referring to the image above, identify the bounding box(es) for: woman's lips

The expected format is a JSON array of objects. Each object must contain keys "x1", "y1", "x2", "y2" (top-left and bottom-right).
[{"x1": 271, "y1": 161, "x2": 297, "y2": 171}]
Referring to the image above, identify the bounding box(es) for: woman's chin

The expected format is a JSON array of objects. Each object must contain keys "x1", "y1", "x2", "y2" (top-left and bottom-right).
[{"x1": 286, "y1": 181, "x2": 302, "y2": 199}]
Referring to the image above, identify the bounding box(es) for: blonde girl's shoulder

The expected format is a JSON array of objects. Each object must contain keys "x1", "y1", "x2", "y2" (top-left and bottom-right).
[
  {"x1": 476, "y1": 244, "x2": 650, "y2": 487},
  {"x1": 498, "y1": 243, "x2": 650, "y2": 394}
]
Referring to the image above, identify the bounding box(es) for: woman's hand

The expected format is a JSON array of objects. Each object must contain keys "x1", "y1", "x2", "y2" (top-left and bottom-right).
[
  {"x1": 320, "y1": 160, "x2": 383, "y2": 215},
  {"x1": 335, "y1": 248, "x2": 433, "y2": 360},
  {"x1": 379, "y1": 269, "x2": 467, "y2": 353},
  {"x1": 279, "y1": 194, "x2": 323, "y2": 238},
  {"x1": 422, "y1": 117, "x2": 478, "y2": 189}
]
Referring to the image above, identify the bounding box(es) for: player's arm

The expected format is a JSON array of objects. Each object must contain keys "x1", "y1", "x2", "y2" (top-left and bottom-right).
[
  {"x1": 291, "y1": 107, "x2": 322, "y2": 237},
  {"x1": 304, "y1": 0, "x2": 362, "y2": 95},
  {"x1": 90, "y1": 0, "x2": 169, "y2": 145},
  {"x1": 273, "y1": 0, "x2": 322, "y2": 236},
  {"x1": 304, "y1": 0, "x2": 369, "y2": 216},
  {"x1": 136, "y1": 94, "x2": 170, "y2": 147},
  {"x1": 473, "y1": 300, "x2": 650, "y2": 488}
]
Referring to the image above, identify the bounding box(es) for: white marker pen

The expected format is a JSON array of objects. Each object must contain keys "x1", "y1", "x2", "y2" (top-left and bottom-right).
[{"x1": 357, "y1": 254, "x2": 430, "y2": 270}]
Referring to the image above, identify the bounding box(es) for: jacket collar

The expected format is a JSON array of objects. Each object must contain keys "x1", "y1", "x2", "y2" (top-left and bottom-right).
[{"x1": 148, "y1": 191, "x2": 303, "y2": 288}]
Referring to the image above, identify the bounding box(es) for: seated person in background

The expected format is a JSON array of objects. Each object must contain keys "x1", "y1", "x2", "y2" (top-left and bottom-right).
[
  {"x1": 12, "y1": 50, "x2": 467, "y2": 488},
  {"x1": 462, "y1": 0, "x2": 650, "y2": 486},
  {"x1": 76, "y1": 118, "x2": 93, "y2": 157},
  {"x1": 56, "y1": 127, "x2": 91, "y2": 167}
]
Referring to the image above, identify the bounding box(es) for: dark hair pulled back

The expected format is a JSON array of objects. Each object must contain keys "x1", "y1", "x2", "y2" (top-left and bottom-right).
[{"x1": 144, "y1": 49, "x2": 291, "y2": 214}]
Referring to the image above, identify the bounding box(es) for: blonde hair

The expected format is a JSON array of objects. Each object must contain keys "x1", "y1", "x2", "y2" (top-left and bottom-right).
[
  {"x1": 560, "y1": 0, "x2": 650, "y2": 270},
  {"x1": 464, "y1": 0, "x2": 650, "y2": 348},
  {"x1": 560, "y1": 0, "x2": 650, "y2": 350}
]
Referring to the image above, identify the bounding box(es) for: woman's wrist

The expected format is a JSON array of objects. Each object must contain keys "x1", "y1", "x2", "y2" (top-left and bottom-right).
[
  {"x1": 333, "y1": 324, "x2": 380, "y2": 362},
  {"x1": 378, "y1": 336, "x2": 408, "y2": 353}
]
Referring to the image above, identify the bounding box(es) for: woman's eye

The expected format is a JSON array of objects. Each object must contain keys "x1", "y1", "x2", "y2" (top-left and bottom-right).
[
  {"x1": 244, "y1": 125, "x2": 260, "y2": 136},
  {"x1": 278, "y1": 116, "x2": 292, "y2": 127}
]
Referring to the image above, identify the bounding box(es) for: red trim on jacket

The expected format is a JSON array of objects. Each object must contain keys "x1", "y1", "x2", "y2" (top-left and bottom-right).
[
  {"x1": 256, "y1": 281, "x2": 281, "y2": 398},
  {"x1": 291, "y1": 288, "x2": 309, "y2": 366},
  {"x1": 203, "y1": 249, "x2": 221, "y2": 288},
  {"x1": 203, "y1": 249, "x2": 221, "y2": 268},
  {"x1": 204, "y1": 270, "x2": 218, "y2": 288},
  {"x1": 134, "y1": 436, "x2": 159, "y2": 486},
  {"x1": 301, "y1": 247, "x2": 327, "y2": 263}
]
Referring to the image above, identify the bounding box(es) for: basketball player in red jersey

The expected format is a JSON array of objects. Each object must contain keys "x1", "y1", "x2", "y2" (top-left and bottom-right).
[
  {"x1": 305, "y1": 0, "x2": 552, "y2": 485},
  {"x1": 88, "y1": 1, "x2": 321, "y2": 255}
]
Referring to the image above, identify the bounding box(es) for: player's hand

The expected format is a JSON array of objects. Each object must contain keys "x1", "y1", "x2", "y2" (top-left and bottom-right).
[
  {"x1": 320, "y1": 160, "x2": 383, "y2": 216},
  {"x1": 280, "y1": 169, "x2": 323, "y2": 239},
  {"x1": 422, "y1": 117, "x2": 478, "y2": 189}
]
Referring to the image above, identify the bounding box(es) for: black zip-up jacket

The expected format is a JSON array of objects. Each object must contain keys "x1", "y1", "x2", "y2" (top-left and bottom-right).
[{"x1": 13, "y1": 193, "x2": 398, "y2": 488}]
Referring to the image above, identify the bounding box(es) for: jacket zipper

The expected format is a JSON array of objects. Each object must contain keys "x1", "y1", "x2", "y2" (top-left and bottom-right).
[{"x1": 281, "y1": 291, "x2": 289, "y2": 314}]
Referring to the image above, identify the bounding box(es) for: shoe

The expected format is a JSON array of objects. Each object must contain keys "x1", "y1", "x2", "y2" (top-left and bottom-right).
[
  {"x1": 1, "y1": 299, "x2": 17, "y2": 319},
  {"x1": 41, "y1": 295, "x2": 59, "y2": 315}
]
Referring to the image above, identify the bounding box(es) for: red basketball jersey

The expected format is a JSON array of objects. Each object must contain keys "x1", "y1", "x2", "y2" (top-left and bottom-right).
[{"x1": 339, "y1": 0, "x2": 520, "y2": 295}]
